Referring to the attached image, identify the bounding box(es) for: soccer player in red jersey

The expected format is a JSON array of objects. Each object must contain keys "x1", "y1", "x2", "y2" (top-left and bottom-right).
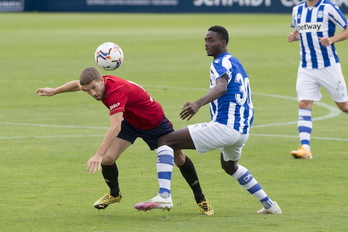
[{"x1": 36, "y1": 66, "x2": 213, "y2": 215}]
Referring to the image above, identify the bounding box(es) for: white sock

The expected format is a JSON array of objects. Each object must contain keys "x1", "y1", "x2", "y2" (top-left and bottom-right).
[
  {"x1": 156, "y1": 145, "x2": 174, "y2": 198},
  {"x1": 298, "y1": 108, "x2": 312, "y2": 152}
]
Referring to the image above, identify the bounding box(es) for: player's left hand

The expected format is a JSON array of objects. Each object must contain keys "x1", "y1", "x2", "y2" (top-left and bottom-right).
[
  {"x1": 87, "y1": 154, "x2": 102, "y2": 174},
  {"x1": 319, "y1": 37, "x2": 333, "y2": 47}
]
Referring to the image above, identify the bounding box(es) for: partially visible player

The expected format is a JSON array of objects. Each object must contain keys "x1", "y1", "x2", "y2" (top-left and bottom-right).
[
  {"x1": 288, "y1": 0, "x2": 348, "y2": 159},
  {"x1": 36, "y1": 67, "x2": 214, "y2": 215},
  {"x1": 135, "y1": 26, "x2": 282, "y2": 214}
]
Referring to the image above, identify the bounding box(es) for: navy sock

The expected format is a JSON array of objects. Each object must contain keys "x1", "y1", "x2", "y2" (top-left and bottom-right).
[
  {"x1": 101, "y1": 163, "x2": 120, "y2": 197},
  {"x1": 179, "y1": 156, "x2": 205, "y2": 203}
]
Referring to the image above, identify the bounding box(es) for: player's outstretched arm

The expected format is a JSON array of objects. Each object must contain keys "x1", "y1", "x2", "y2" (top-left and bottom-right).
[
  {"x1": 180, "y1": 75, "x2": 228, "y2": 121},
  {"x1": 86, "y1": 112, "x2": 123, "y2": 174},
  {"x1": 36, "y1": 80, "x2": 82, "y2": 96}
]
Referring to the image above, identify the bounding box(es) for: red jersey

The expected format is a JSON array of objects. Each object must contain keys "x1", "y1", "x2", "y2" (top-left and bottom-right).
[{"x1": 101, "y1": 75, "x2": 165, "y2": 130}]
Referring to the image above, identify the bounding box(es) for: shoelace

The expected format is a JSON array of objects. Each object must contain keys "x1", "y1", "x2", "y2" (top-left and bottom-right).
[
  {"x1": 101, "y1": 194, "x2": 112, "y2": 201},
  {"x1": 199, "y1": 201, "x2": 209, "y2": 210}
]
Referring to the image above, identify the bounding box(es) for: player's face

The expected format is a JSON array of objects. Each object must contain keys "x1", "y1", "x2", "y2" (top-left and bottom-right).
[
  {"x1": 306, "y1": 0, "x2": 318, "y2": 6},
  {"x1": 204, "y1": 31, "x2": 226, "y2": 58},
  {"x1": 82, "y1": 79, "x2": 105, "y2": 101}
]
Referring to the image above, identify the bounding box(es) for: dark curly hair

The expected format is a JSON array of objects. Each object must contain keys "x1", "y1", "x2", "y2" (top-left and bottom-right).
[{"x1": 208, "y1": 25, "x2": 229, "y2": 45}]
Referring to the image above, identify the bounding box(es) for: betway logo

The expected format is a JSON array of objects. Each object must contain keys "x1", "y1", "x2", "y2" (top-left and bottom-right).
[{"x1": 297, "y1": 23, "x2": 323, "y2": 32}]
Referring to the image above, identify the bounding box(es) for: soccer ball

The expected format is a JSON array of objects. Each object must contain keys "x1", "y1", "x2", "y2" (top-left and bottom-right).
[{"x1": 95, "y1": 42, "x2": 124, "y2": 71}]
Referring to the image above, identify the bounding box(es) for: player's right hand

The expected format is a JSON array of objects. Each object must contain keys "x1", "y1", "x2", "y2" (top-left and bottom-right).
[
  {"x1": 87, "y1": 154, "x2": 102, "y2": 174},
  {"x1": 36, "y1": 87, "x2": 56, "y2": 96},
  {"x1": 180, "y1": 102, "x2": 199, "y2": 121},
  {"x1": 287, "y1": 32, "x2": 299, "y2": 42}
]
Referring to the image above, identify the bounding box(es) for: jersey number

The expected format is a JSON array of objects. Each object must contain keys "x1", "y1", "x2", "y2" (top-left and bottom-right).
[{"x1": 235, "y1": 74, "x2": 253, "y2": 108}]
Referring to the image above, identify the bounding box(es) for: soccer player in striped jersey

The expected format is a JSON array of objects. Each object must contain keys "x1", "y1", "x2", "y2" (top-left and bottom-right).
[
  {"x1": 288, "y1": 0, "x2": 348, "y2": 159},
  {"x1": 36, "y1": 67, "x2": 213, "y2": 215},
  {"x1": 135, "y1": 26, "x2": 282, "y2": 214}
]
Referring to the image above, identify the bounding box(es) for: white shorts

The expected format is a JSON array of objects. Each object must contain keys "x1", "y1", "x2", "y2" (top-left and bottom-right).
[
  {"x1": 296, "y1": 62, "x2": 348, "y2": 103},
  {"x1": 188, "y1": 121, "x2": 249, "y2": 161}
]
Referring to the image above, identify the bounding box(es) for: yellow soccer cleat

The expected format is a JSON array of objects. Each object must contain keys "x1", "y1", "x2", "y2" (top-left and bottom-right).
[
  {"x1": 93, "y1": 193, "x2": 122, "y2": 210},
  {"x1": 290, "y1": 146, "x2": 312, "y2": 159},
  {"x1": 197, "y1": 198, "x2": 214, "y2": 215}
]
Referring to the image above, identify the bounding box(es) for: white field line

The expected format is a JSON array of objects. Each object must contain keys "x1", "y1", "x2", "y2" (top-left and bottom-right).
[
  {"x1": 250, "y1": 133, "x2": 348, "y2": 141},
  {"x1": 0, "y1": 134, "x2": 105, "y2": 139},
  {"x1": 251, "y1": 93, "x2": 341, "y2": 128},
  {"x1": 1, "y1": 133, "x2": 347, "y2": 141},
  {"x1": 0, "y1": 89, "x2": 344, "y2": 141},
  {"x1": 0, "y1": 122, "x2": 108, "y2": 130}
]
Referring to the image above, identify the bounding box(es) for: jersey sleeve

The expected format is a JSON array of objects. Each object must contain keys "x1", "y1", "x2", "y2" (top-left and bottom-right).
[
  {"x1": 107, "y1": 91, "x2": 127, "y2": 116},
  {"x1": 291, "y1": 6, "x2": 297, "y2": 29},
  {"x1": 328, "y1": 4, "x2": 348, "y2": 30},
  {"x1": 212, "y1": 59, "x2": 229, "y2": 80}
]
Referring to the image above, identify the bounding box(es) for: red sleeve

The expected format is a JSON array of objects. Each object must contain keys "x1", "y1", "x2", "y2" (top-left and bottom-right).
[{"x1": 108, "y1": 92, "x2": 126, "y2": 116}]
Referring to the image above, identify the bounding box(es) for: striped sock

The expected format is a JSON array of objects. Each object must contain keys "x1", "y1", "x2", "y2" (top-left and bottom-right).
[
  {"x1": 156, "y1": 145, "x2": 174, "y2": 198},
  {"x1": 298, "y1": 108, "x2": 312, "y2": 151},
  {"x1": 232, "y1": 165, "x2": 273, "y2": 209}
]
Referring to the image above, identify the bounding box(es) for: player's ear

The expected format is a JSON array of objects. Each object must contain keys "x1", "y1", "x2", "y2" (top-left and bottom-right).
[{"x1": 96, "y1": 77, "x2": 103, "y2": 83}]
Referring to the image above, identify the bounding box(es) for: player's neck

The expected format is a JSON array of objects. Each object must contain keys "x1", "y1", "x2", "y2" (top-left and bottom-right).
[
  {"x1": 306, "y1": 0, "x2": 319, "y2": 7},
  {"x1": 213, "y1": 49, "x2": 228, "y2": 59}
]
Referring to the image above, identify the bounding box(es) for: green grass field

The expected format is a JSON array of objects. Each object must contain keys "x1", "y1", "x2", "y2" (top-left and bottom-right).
[{"x1": 1, "y1": 13, "x2": 348, "y2": 232}]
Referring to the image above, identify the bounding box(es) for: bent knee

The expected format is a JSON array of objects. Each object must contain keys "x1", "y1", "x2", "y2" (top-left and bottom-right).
[
  {"x1": 220, "y1": 160, "x2": 238, "y2": 175},
  {"x1": 336, "y1": 102, "x2": 348, "y2": 112},
  {"x1": 174, "y1": 150, "x2": 186, "y2": 166},
  {"x1": 340, "y1": 106, "x2": 348, "y2": 112}
]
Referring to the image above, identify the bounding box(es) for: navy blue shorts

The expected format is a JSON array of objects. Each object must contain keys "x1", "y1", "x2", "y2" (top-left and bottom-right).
[{"x1": 117, "y1": 117, "x2": 174, "y2": 150}]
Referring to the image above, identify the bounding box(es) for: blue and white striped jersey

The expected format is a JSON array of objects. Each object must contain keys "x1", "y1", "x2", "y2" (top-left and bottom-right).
[
  {"x1": 291, "y1": 0, "x2": 348, "y2": 69},
  {"x1": 209, "y1": 53, "x2": 254, "y2": 134}
]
